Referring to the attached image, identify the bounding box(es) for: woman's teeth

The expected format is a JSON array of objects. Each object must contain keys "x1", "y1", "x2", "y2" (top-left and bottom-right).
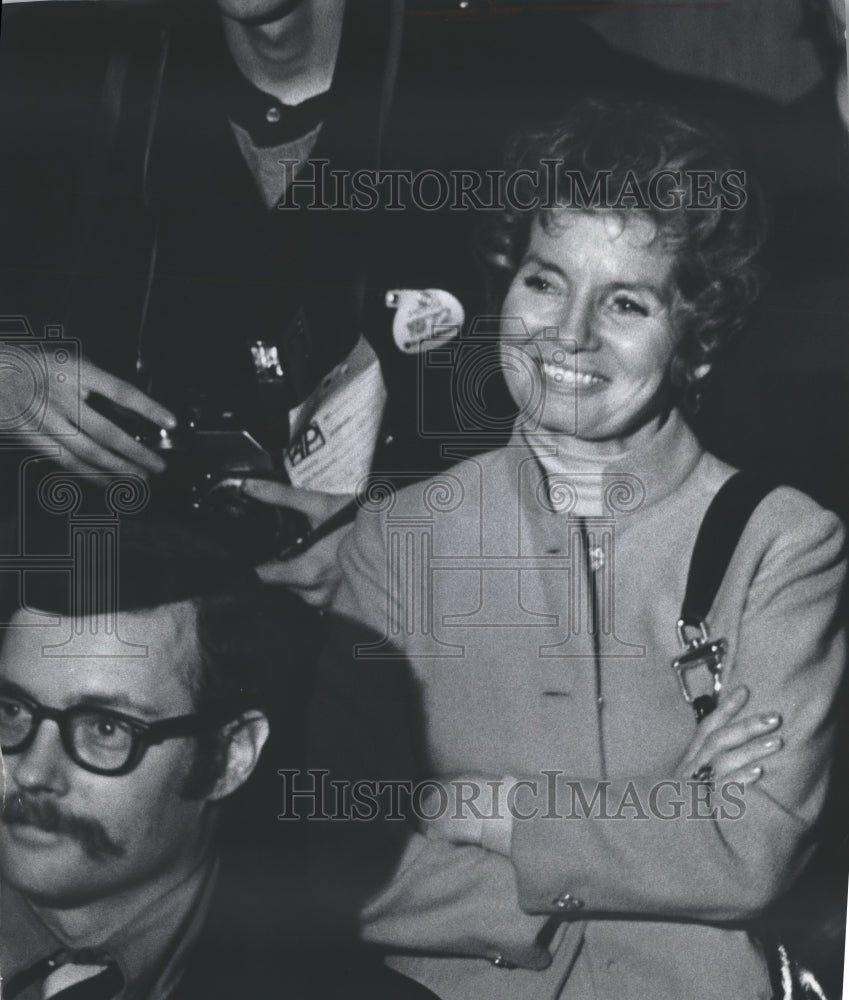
[{"x1": 541, "y1": 361, "x2": 605, "y2": 387}]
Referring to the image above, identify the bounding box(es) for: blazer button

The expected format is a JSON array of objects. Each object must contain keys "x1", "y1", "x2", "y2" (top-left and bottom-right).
[
  {"x1": 491, "y1": 955, "x2": 517, "y2": 969},
  {"x1": 552, "y1": 892, "x2": 584, "y2": 912}
]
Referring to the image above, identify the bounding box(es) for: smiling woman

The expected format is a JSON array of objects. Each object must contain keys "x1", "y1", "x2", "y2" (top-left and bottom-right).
[
  {"x1": 499, "y1": 212, "x2": 681, "y2": 453},
  {"x1": 311, "y1": 97, "x2": 847, "y2": 1000},
  {"x1": 483, "y1": 98, "x2": 767, "y2": 424}
]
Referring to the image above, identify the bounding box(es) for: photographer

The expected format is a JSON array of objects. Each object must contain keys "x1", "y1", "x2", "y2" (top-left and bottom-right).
[{"x1": 0, "y1": 0, "x2": 370, "y2": 607}]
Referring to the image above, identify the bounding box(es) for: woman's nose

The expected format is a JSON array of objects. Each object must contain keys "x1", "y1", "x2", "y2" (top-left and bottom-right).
[
  {"x1": 13, "y1": 720, "x2": 70, "y2": 794},
  {"x1": 556, "y1": 299, "x2": 597, "y2": 350}
]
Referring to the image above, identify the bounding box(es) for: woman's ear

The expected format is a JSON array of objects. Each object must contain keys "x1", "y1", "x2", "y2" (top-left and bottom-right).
[{"x1": 207, "y1": 711, "x2": 271, "y2": 802}]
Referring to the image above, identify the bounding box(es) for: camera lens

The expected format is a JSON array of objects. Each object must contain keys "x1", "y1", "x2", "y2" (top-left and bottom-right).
[{"x1": 198, "y1": 478, "x2": 309, "y2": 563}]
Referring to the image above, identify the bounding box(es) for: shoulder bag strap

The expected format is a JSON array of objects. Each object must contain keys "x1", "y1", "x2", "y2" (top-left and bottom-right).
[{"x1": 674, "y1": 472, "x2": 775, "y2": 722}]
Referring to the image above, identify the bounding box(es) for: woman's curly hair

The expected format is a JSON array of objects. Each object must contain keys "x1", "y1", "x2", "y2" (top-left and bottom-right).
[{"x1": 480, "y1": 98, "x2": 768, "y2": 395}]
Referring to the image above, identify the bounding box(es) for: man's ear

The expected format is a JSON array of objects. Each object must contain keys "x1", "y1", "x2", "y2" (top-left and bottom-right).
[{"x1": 207, "y1": 711, "x2": 270, "y2": 802}]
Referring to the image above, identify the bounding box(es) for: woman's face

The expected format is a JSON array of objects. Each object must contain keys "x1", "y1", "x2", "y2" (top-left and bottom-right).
[{"x1": 500, "y1": 211, "x2": 681, "y2": 455}]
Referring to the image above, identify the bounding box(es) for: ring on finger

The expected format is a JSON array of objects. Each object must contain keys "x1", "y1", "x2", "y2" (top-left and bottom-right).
[{"x1": 691, "y1": 763, "x2": 715, "y2": 782}]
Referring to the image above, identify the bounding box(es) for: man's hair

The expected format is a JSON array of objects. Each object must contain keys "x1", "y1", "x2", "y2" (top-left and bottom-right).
[
  {"x1": 480, "y1": 97, "x2": 768, "y2": 397},
  {"x1": 182, "y1": 584, "x2": 318, "y2": 799},
  {"x1": 190, "y1": 586, "x2": 312, "y2": 715},
  {"x1": 0, "y1": 516, "x2": 318, "y2": 798}
]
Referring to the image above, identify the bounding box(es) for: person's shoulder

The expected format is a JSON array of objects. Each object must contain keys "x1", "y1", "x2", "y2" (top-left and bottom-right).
[
  {"x1": 1, "y1": 1, "x2": 108, "y2": 40},
  {"x1": 0, "y1": 3, "x2": 101, "y2": 93},
  {"x1": 689, "y1": 449, "x2": 845, "y2": 568},
  {"x1": 754, "y1": 484, "x2": 845, "y2": 554},
  {"x1": 383, "y1": 447, "x2": 508, "y2": 513},
  {"x1": 0, "y1": 0, "x2": 173, "y2": 121},
  {"x1": 720, "y1": 478, "x2": 847, "y2": 587},
  {"x1": 0, "y1": 1, "x2": 166, "y2": 60}
]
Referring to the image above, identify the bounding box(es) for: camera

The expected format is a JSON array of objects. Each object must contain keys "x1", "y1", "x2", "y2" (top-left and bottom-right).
[
  {"x1": 0, "y1": 316, "x2": 80, "y2": 438},
  {"x1": 91, "y1": 396, "x2": 309, "y2": 563}
]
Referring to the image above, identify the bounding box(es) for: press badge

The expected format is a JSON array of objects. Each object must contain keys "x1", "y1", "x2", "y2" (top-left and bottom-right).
[{"x1": 385, "y1": 288, "x2": 464, "y2": 354}]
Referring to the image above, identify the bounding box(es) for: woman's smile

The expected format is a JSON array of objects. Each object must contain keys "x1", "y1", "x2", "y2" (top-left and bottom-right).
[
  {"x1": 501, "y1": 211, "x2": 680, "y2": 455},
  {"x1": 538, "y1": 357, "x2": 608, "y2": 391}
]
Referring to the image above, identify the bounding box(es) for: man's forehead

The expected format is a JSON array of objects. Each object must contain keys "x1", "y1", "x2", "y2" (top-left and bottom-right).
[{"x1": 0, "y1": 601, "x2": 200, "y2": 713}]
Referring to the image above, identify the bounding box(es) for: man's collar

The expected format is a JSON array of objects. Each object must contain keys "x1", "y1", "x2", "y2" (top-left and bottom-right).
[
  {"x1": 1, "y1": 861, "x2": 217, "y2": 1000},
  {"x1": 0, "y1": 885, "x2": 52, "y2": 997},
  {"x1": 222, "y1": 42, "x2": 333, "y2": 148},
  {"x1": 114, "y1": 860, "x2": 217, "y2": 1000}
]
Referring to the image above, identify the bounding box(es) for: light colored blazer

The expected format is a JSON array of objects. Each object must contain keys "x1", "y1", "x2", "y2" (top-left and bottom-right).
[{"x1": 320, "y1": 411, "x2": 846, "y2": 1000}]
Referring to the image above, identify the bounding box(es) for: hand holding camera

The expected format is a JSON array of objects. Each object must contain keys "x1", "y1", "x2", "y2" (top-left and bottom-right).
[
  {"x1": 67, "y1": 361, "x2": 177, "y2": 477},
  {"x1": 94, "y1": 400, "x2": 310, "y2": 565},
  {"x1": 4, "y1": 326, "x2": 362, "y2": 591},
  {"x1": 0, "y1": 328, "x2": 176, "y2": 478}
]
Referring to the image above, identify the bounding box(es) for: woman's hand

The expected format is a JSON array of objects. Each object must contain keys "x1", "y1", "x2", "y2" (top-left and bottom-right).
[
  {"x1": 675, "y1": 685, "x2": 782, "y2": 784},
  {"x1": 241, "y1": 480, "x2": 355, "y2": 608},
  {"x1": 0, "y1": 353, "x2": 175, "y2": 479}
]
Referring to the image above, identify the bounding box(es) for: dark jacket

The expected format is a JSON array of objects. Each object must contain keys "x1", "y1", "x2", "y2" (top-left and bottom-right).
[{"x1": 172, "y1": 863, "x2": 440, "y2": 1000}]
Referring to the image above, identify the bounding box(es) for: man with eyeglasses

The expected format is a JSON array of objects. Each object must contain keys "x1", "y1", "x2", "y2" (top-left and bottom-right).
[{"x1": 0, "y1": 531, "x2": 434, "y2": 999}]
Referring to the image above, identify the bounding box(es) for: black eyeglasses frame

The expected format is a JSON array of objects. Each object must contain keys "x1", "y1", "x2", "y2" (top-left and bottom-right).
[{"x1": 0, "y1": 692, "x2": 237, "y2": 777}]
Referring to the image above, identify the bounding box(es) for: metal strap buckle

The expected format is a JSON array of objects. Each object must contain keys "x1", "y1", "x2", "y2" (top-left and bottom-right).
[{"x1": 672, "y1": 619, "x2": 726, "y2": 705}]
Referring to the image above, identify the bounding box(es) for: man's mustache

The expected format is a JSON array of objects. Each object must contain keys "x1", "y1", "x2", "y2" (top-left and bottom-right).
[{"x1": 2, "y1": 794, "x2": 125, "y2": 861}]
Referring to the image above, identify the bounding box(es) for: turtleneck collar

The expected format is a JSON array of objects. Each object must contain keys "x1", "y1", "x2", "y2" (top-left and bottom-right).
[{"x1": 519, "y1": 408, "x2": 703, "y2": 516}]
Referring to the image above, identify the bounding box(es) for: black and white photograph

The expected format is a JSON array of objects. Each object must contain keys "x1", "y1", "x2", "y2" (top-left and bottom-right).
[{"x1": 0, "y1": 1, "x2": 846, "y2": 998}]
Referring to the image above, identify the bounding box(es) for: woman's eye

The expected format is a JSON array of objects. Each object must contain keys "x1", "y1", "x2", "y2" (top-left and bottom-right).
[
  {"x1": 610, "y1": 295, "x2": 649, "y2": 317},
  {"x1": 523, "y1": 274, "x2": 553, "y2": 293}
]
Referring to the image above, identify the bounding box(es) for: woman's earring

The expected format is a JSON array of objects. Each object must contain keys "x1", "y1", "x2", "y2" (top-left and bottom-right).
[{"x1": 686, "y1": 365, "x2": 711, "y2": 413}]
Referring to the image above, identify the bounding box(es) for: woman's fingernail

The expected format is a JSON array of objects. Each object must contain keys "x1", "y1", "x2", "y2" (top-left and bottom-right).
[
  {"x1": 759, "y1": 713, "x2": 781, "y2": 727},
  {"x1": 761, "y1": 736, "x2": 782, "y2": 750}
]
